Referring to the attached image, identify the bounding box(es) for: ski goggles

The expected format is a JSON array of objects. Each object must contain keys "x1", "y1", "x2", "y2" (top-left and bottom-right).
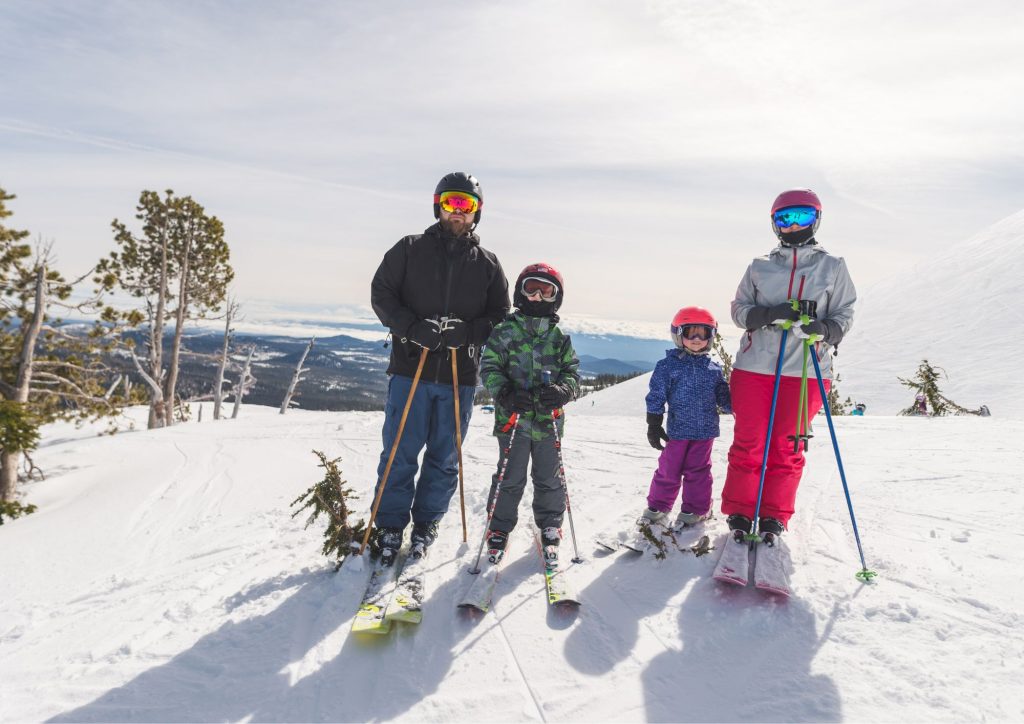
[
  {"x1": 520, "y1": 276, "x2": 559, "y2": 302},
  {"x1": 437, "y1": 190, "x2": 480, "y2": 215},
  {"x1": 671, "y1": 324, "x2": 714, "y2": 341},
  {"x1": 772, "y1": 205, "x2": 818, "y2": 228}
]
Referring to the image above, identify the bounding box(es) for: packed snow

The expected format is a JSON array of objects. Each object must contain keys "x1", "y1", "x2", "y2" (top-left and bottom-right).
[
  {"x1": 3, "y1": 216, "x2": 1023, "y2": 722},
  {"x1": 2, "y1": 385, "x2": 1021, "y2": 722}
]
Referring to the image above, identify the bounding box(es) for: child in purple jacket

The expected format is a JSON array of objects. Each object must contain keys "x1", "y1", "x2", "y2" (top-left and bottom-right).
[{"x1": 642, "y1": 306, "x2": 732, "y2": 530}]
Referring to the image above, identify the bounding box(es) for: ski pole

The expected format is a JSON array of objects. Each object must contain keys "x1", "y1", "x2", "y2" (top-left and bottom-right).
[
  {"x1": 469, "y1": 412, "x2": 520, "y2": 574},
  {"x1": 808, "y1": 343, "x2": 877, "y2": 582},
  {"x1": 543, "y1": 370, "x2": 583, "y2": 564},
  {"x1": 451, "y1": 351, "x2": 468, "y2": 543},
  {"x1": 749, "y1": 326, "x2": 789, "y2": 543},
  {"x1": 359, "y1": 347, "x2": 429, "y2": 555}
]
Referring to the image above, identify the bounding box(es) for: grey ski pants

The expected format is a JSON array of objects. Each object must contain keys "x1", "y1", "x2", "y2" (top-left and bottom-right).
[{"x1": 487, "y1": 432, "x2": 565, "y2": 533}]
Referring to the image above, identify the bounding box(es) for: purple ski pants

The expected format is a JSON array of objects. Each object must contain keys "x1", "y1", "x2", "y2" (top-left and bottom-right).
[{"x1": 646, "y1": 438, "x2": 715, "y2": 516}]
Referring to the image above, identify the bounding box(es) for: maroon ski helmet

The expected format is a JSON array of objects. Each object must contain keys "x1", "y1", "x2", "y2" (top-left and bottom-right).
[{"x1": 770, "y1": 188, "x2": 822, "y2": 240}]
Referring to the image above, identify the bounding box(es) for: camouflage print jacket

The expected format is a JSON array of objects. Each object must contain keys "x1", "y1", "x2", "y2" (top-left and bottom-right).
[{"x1": 480, "y1": 312, "x2": 581, "y2": 440}]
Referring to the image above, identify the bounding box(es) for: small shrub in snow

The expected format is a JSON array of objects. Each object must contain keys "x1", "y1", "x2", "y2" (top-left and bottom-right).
[{"x1": 291, "y1": 451, "x2": 367, "y2": 570}]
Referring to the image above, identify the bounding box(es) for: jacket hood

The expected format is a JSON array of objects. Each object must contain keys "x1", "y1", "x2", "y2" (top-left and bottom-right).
[{"x1": 424, "y1": 222, "x2": 480, "y2": 247}]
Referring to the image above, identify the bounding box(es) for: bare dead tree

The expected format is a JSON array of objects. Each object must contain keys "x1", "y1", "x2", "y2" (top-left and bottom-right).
[
  {"x1": 280, "y1": 338, "x2": 315, "y2": 415},
  {"x1": 214, "y1": 297, "x2": 240, "y2": 420},
  {"x1": 231, "y1": 345, "x2": 256, "y2": 419}
]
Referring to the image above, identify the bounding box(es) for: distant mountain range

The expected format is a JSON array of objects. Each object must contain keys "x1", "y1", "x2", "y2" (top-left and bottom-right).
[{"x1": 156, "y1": 326, "x2": 665, "y2": 412}]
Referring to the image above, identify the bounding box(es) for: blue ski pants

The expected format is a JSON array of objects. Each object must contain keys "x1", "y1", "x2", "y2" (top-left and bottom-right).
[{"x1": 372, "y1": 374, "x2": 475, "y2": 530}]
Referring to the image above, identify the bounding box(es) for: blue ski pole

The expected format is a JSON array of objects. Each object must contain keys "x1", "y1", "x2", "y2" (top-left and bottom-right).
[
  {"x1": 748, "y1": 326, "x2": 789, "y2": 543},
  {"x1": 808, "y1": 342, "x2": 877, "y2": 582}
]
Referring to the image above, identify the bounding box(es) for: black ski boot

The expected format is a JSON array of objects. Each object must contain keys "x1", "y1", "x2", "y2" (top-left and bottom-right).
[
  {"x1": 541, "y1": 526, "x2": 562, "y2": 566},
  {"x1": 410, "y1": 521, "x2": 438, "y2": 559},
  {"x1": 370, "y1": 526, "x2": 404, "y2": 567},
  {"x1": 758, "y1": 517, "x2": 785, "y2": 547},
  {"x1": 486, "y1": 529, "x2": 508, "y2": 564},
  {"x1": 726, "y1": 514, "x2": 753, "y2": 543}
]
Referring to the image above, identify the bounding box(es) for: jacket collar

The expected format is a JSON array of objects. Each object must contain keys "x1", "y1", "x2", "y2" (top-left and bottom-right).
[{"x1": 424, "y1": 222, "x2": 480, "y2": 249}]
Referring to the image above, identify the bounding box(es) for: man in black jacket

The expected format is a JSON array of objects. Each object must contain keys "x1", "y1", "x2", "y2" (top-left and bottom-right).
[{"x1": 368, "y1": 171, "x2": 509, "y2": 564}]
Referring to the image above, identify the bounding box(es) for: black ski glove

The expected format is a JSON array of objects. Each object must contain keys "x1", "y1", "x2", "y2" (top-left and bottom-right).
[
  {"x1": 498, "y1": 387, "x2": 533, "y2": 414},
  {"x1": 746, "y1": 302, "x2": 800, "y2": 329},
  {"x1": 798, "y1": 318, "x2": 843, "y2": 345},
  {"x1": 406, "y1": 319, "x2": 442, "y2": 351},
  {"x1": 440, "y1": 318, "x2": 469, "y2": 349},
  {"x1": 646, "y1": 412, "x2": 669, "y2": 450},
  {"x1": 539, "y1": 383, "x2": 573, "y2": 409}
]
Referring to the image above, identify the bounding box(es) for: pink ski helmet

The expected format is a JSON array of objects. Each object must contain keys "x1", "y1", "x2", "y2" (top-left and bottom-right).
[
  {"x1": 670, "y1": 306, "x2": 717, "y2": 349},
  {"x1": 770, "y1": 188, "x2": 822, "y2": 240}
]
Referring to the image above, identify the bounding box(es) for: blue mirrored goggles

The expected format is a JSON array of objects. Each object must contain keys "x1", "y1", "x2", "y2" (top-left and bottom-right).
[{"x1": 773, "y1": 205, "x2": 819, "y2": 228}]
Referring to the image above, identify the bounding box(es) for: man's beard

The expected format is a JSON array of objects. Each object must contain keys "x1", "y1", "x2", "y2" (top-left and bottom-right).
[{"x1": 440, "y1": 215, "x2": 472, "y2": 236}]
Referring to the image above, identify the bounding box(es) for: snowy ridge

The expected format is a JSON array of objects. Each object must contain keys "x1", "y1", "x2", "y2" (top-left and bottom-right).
[
  {"x1": 839, "y1": 208, "x2": 1024, "y2": 416},
  {"x1": 3, "y1": 391, "x2": 1023, "y2": 721}
]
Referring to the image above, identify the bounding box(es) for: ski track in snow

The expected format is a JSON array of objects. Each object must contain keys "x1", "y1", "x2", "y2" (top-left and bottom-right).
[{"x1": 2, "y1": 391, "x2": 1023, "y2": 722}]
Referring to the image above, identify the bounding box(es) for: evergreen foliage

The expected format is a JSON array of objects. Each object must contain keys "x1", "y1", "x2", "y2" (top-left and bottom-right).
[
  {"x1": 898, "y1": 359, "x2": 981, "y2": 416},
  {"x1": 1, "y1": 187, "x2": 130, "y2": 502},
  {"x1": 827, "y1": 372, "x2": 853, "y2": 415},
  {"x1": 290, "y1": 451, "x2": 367, "y2": 570},
  {"x1": 711, "y1": 334, "x2": 733, "y2": 383},
  {"x1": 97, "y1": 190, "x2": 234, "y2": 428},
  {"x1": 0, "y1": 499, "x2": 38, "y2": 525}
]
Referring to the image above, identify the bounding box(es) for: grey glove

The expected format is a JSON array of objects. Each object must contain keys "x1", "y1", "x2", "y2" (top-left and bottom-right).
[{"x1": 498, "y1": 387, "x2": 533, "y2": 414}]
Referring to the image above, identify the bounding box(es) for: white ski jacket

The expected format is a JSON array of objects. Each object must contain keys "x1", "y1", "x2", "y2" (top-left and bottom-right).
[{"x1": 731, "y1": 243, "x2": 856, "y2": 379}]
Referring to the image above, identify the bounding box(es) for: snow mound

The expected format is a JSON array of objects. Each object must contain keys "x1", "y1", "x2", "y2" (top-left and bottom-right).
[{"x1": 839, "y1": 208, "x2": 1024, "y2": 417}]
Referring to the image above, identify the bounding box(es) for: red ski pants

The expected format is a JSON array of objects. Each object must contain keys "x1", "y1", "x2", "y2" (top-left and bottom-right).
[{"x1": 721, "y1": 368, "x2": 830, "y2": 527}]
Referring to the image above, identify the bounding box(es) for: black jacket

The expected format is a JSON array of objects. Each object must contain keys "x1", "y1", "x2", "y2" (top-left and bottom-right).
[{"x1": 371, "y1": 223, "x2": 509, "y2": 386}]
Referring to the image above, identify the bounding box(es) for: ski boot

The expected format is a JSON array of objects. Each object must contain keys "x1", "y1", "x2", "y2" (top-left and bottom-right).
[
  {"x1": 758, "y1": 517, "x2": 785, "y2": 547},
  {"x1": 370, "y1": 526, "x2": 404, "y2": 567},
  {"x1": 673, "y1": 509, "x2": 710, "y2": 530},
  {"x1": 410, "y1": 521, "x2": 438, "y2": 559},
  {"x1": 541, "y1": 526, "x2": 562, "y2": 566},
  {"x1": 486, "y1": 529, "x2": 508, "y2": 564},
  {"x1": 726, "y1": 514, "x2": 753, "y2": 543},
  {"x1": 639, "y1": 507, "x2": 669, "y2": 527}
]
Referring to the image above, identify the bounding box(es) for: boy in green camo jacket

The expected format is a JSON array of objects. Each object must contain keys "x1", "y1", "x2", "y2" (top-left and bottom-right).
[{"x1": 479, "y1": 262, "x2": 581, "y2": 565}]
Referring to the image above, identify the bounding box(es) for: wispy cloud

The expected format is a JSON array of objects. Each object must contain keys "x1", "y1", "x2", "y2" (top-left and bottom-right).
[{"x1": 2, "y1": 0, "x2": 1022, "y2": 328}]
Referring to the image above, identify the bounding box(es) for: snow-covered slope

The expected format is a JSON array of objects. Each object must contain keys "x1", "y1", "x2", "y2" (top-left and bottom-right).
[
  {"x1": 3, "y1": 393, "x2": 1022, "y2": 722},
  {"x1": 838, "y1": 209, "x2": 1024, "y2": 416}
]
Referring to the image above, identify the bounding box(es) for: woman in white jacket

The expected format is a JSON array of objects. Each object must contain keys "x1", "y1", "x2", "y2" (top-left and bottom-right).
[{"x1": 721, "y1": 188, "x2": 857, "y2": 543}]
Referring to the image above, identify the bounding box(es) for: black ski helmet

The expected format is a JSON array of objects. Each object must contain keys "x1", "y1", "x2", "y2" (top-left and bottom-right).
[{"x1": 433, "y1": 172, "x2": 483, "y2": 225}]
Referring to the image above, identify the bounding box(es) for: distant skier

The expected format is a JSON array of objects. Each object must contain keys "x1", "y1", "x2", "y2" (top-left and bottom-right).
[
  {"x1": 478, "y1": 263, "x2": 581, "y2": 565},
  {"x1": 851, "y1": 403, "x2": 866, "y2": 416},
  {"x1": 368, "y1": 172, "x2": 509, "y2": 565},
  {"x1": 721, "y1": 188, "x2": 857, "y2": 543},
  {"x1": 912, "y1": 393, "x2": 929, "y2": 416},
  {"x1": 640, "y1": 306, "x2": 732, "y2": 532}
]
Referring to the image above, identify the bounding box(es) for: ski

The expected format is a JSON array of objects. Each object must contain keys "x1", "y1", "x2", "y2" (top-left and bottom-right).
[
  {"x1": 385, "y1": 549, "x2": 428, "y2": 624},
  {"x1": 753, "y1": 537, "x2": 792, "y2": 597},
  {"x1": 457, "y1": 538, "x2": 513, "y2": 614},
  {"x1": 536, "y1": 532, "x2": 580, "y2": 607},
  {"x1": 712, "y1": 535, "x2": 751, "y2": 587},
  {"x1": 597, "y1": 526, "x2": 714, "y2": 558},
  {"x1": 351, "y1": 558, "x2": 401, "y2": 635}
]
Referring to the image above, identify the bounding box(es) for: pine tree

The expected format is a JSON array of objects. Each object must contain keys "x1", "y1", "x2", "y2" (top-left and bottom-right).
[
  {"x1": 97, "y1": 190, "x2": 234, "y2": 428},
  {"x1": 898, "y1": 359, "x2": 976, "y2": 416},
  {"x1": 290, "y1": 451, "x2": 367, "y2": 570},
  {"x1": 1, "y1": 188, "x2": 131, "y2": 502},
  {"x1": 827, "y1": 372, "x2": 853, "y2": 415}
]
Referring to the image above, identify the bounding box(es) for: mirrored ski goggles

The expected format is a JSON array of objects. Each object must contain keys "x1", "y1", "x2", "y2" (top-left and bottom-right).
[
  {"x1": 437, "y1": 190, "x2": 480, "y2": 214},
  {"x1": 671, "y1": 324, "x2": 715, "y2": 341},
  {"x1": 520, "y1": 276, "x2": 559, "y2": 302},
  {"x1": 772, "y1": 205, "x2": 819, "y2": 228}
]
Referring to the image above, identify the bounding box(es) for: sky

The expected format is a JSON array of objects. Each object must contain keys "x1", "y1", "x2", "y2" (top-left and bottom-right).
[{"x1": 2, "y1": 0, "x2": 1023, "y2": 333}]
